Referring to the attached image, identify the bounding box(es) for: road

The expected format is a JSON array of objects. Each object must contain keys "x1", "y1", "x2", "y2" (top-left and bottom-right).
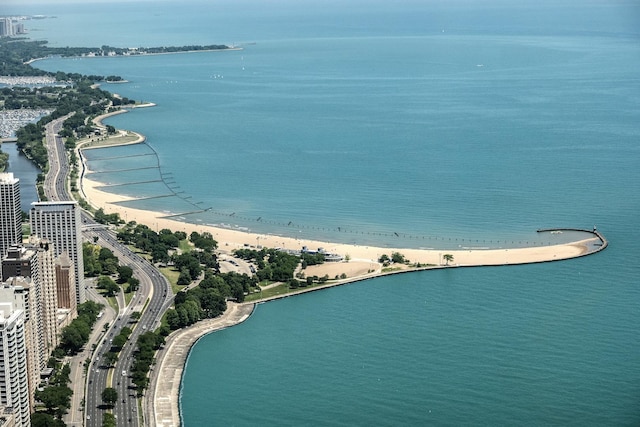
[{"x1": 44, "y1": 115, "x2": 174, "y2": 426}]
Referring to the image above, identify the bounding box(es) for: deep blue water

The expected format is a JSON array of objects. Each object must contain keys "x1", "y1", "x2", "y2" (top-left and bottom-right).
[{"x1": 14, "y1": 0, "x2": 640, "y2": 424}]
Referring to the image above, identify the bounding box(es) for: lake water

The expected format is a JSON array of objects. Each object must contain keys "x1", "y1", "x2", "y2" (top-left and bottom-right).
[{"x1": 12, "y1": 0, "x2": 640, "y2": 424}]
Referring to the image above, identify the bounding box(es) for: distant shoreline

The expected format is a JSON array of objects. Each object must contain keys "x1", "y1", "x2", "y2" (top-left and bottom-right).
[
  {"x1": 26, "y1": 46, "x2": 242, "y2": 65},
  {"x1": 63, "y1": 39, "x2": 612, "y2": 427}
]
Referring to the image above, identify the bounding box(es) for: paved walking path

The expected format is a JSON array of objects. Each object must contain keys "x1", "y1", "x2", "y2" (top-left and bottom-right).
[{"x1": 146, "y1": 303, "x2": 255, "y2": 427}]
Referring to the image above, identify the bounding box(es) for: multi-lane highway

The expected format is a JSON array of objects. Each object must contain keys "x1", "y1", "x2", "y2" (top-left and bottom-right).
[{"x1": 44, "y1": 116, "x2": 174, "y2": 426}]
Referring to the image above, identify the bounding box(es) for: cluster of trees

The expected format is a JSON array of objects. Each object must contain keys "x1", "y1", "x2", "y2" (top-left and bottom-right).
[
  {"x1": 117, "y1": 223, "x2": 186, "y2": 265},
  {"x1": 0, "y1": 84, "x2": 114, "y2": 114},
  {"x1": 93, "y1": 207, "x2": 124, "y2": 226},
  {"x1": 0, "y1": 39, "x2": 103, "y2": 76},
  {"x1": 130, "y1": 331, "x2": 165, "y2": 396},
  {"x1": 96, "y1": 275, "x2": 119, "y2": 297},
  {"x1": 101, "y1": 387, "x2": 118, "y2": 408},
  {"x1": 31, "y1": 302, "x2": 106, "y2": 421},
  {"x1": 0, "y1": 38, "x2": 229, "y2": 78},
  {"x1": 58, "y1": 301, "x2": 103, "y2": 355},
  {"x1": 0, "y1": 149, "x2": 9, "y2": 172},
  {"x1": 189, "y1": 231, "x2": 217, "y2": 251},
  {"x1": 94, "y1": 266, "x2": 139, "y2": 297},
  {"x1": 100, "y1": 324, "x2": 132, "y2": 369},
  {"x1": 300, "y1": 251, "x2": 325, "y2": 268},
  {"x1": 116, "y1": 225, "x2": 219, "y2": 286},
  {"x1": 165, "y1": 271, "x2": 244, "y2": 330},
  {"x1": 1, "y1": 85, "x2": 58, "y2": 110},
  {"x1": 102, "y1": 413, "x2": 116, "y2": 427},
  {"x1": 83, "y1": 242, "x2": 119, "y2": 277},
  {"x1": 12, "y1": 81, "x2": 119, "y2": 169},
  {"x1": 96, "y1": 44, "x2": 229, "y2": 56},
  {"x1": 15, "y1": 122, "x2": 47, "y2": 169},
  {"x1": 378, "y1": 252, "x2": 408, "y2": 266},
  {"x1": 117, "y1": 264, "x2": 140, "y2": 293},
  {"x1": 32, "y1": 363, "x2": 72, "y2": 426},
  {"x1": 234, "y1": 248, "x2": 300, "y2": 282}
]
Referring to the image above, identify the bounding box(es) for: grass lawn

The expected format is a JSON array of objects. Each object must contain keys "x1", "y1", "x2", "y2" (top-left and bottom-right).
[
  {"x1": 123, "y1": 288, "x2": 134, "y2": 305},
  {"x1": 178, "y1": 239, "x2": 191, "y2": 253},
  {"x1": 244, "y1": 283, "x2": 291, "y2": 302},
  {"x1": 106, "y1": 295, "x2": 118, "y2": 312},
  {"x1": 158, "y1": 266, "x2": 185, "y2": 294}
]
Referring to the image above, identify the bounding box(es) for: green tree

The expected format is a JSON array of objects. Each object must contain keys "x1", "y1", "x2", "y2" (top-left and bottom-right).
[
  {"x1": 102, "y1": 412, "x2": 116, "y2": 427},
  {"x1": 35, "y1": 385, "x2": 73, "y2": 418},
  {"x1": 30, "y1": 412, "x2": 67, "y2": 427},
  {"x1": 59, "y1": 326, "x2": 84, "y2": 353},
  {"x1": 117, "y1": 265, "x2": 133, "y2": 283},
  {"x1": 443, "y1": 254, "x2": 454, "y2": 265},
  {"x1": 391, "y1": 252, "x2": 406, "y2": 264},
  {"x1": 101, "y1": 387, "x2": 118, "y2": 408},
  {"x1": 97, "y1": 275, "x2": 119, "y2": 297},
  {"x1": 126, "y1": 276, "x2": 140, "y2": 293},
  {"x1": 177, "y1": 268, "x2": 192, "y2": 286},
  {"x1": 112, "y1": 334, "x2": 127, "y2": 351},
  {"x1": 103, "y1": 351, "x2": 118, "y2": 367}
]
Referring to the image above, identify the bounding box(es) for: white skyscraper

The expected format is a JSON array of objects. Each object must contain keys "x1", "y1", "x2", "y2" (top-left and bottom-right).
[
  {"x1": 0, "y1": 18, "x2": 15, "y2": 37},
  {"x1": 30, "y1": 201, "x2": 85, "y2": 303},
  {"x1": 0, "y1": 301, "x2": 30, "y2": 427},
  {"x1": 0, "y1": 173, "x2": 21, "y2": 259},
  {"x1": 0, "y1": 277, "x2": 40, "y2": 415}
]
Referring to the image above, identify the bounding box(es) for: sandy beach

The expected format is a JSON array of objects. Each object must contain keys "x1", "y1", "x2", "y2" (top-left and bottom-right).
[
  {"x1": 78, "y1": 111, "x2": 607, "y2": 427},
  {"x1": 76, "y1": 105, "x2": 609, "y2": 275},
  {"x1": 79, "y1": 172, "x2": 600, "y2": 269}
]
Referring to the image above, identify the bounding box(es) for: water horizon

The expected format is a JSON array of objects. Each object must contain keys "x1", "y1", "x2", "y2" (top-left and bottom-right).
[{"x1": 10, "y1": 0, "x2": 640, "y2": 425}]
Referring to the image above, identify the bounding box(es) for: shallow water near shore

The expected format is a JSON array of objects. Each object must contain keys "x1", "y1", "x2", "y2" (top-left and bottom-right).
[{"x1": 15, "y1": 0, "x2": 640, "y2": 424}]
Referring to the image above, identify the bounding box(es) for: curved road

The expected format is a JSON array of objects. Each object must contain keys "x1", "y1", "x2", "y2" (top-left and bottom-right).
[{"x1": 44, "y1": 116, "x2": 174, "y2": 427}]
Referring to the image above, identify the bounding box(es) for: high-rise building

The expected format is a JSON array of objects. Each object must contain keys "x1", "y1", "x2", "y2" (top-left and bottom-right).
[
  {"x1": 0, "y1": 18, "x2": 15, "y2": 37},
  {"x1": 0, "y1": 277, "x2": 39, "y2": 416},
  {"x1": 0, "y1": 299, "x2": 30, "y2": 427},
  {"x1": 1, "y1": 239, "x2": 59, "y2": 364},
  {"x1": 54, "y1": 253, "x2": 76, "y2": 313},
  {"x1": 30, "y1": 202, "x2": 85, "y2": 304},
  {"x1": 0, "y1": 173, "x2": 21, "y2": 259},
  {"x1": 33, "y1": 240, "x2": 59, "y2": 355}
]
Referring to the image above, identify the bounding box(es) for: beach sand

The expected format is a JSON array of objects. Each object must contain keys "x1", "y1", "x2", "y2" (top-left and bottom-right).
[
  {"x1": 81, "y1": 109, "x2": 602, "y2": 271},
  {"x1": 77, "y1": 118, "x2": 606, "y2": 427},
  {"x1": 79, "y1": 174, "x2": 597, "y2": 270}
]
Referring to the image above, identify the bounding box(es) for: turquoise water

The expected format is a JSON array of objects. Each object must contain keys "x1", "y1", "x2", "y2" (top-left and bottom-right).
[{"x1": 17, "y1": 0, "x2": 640, "y2": 424}]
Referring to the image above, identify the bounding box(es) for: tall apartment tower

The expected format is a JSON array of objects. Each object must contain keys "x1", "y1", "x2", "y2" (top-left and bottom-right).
[
  {"x1": 0, "y1": 278, "x2": 39, "y2": 416},
  {"x1": 0, "y1": 300, "x2": 30, "y2": 427},
  {"x1": 1, "y1": 239, "x2": 60, "y2": 363},
  {"x1": 0, "y1": 173, "x2": 22, "y2": 259},
  {"x1": 30, "y1": 201, "x2": 85, "y2": 304},
  {"x1": 55, "y1": 253, "x2": 76, "y2": 313},
  {"x1": 0, "y1": 18, "x2": 15, "y2": 37}
]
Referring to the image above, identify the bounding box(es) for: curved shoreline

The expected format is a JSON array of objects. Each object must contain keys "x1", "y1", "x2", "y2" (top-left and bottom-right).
[
  {"x1": 149, "y1": 229, "x2": 607, "y2": 427},
  {"x1": 26, "y1": 46, "x2": 243, "y2": 65},
  {"x1": 75, "y1": 116, "x2": 608, "y2": 427}
]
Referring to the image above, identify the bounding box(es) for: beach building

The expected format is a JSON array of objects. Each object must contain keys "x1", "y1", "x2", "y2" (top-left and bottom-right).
[
  {"x1": 0, "y1": 173, "x2": 21, "y2": 260},
  {"x1": 30, "y1": 202, "x2": 85, "y2": 304},
  {"x1": 0, "y1": 299, "x2": 30, "y2": 427}
]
